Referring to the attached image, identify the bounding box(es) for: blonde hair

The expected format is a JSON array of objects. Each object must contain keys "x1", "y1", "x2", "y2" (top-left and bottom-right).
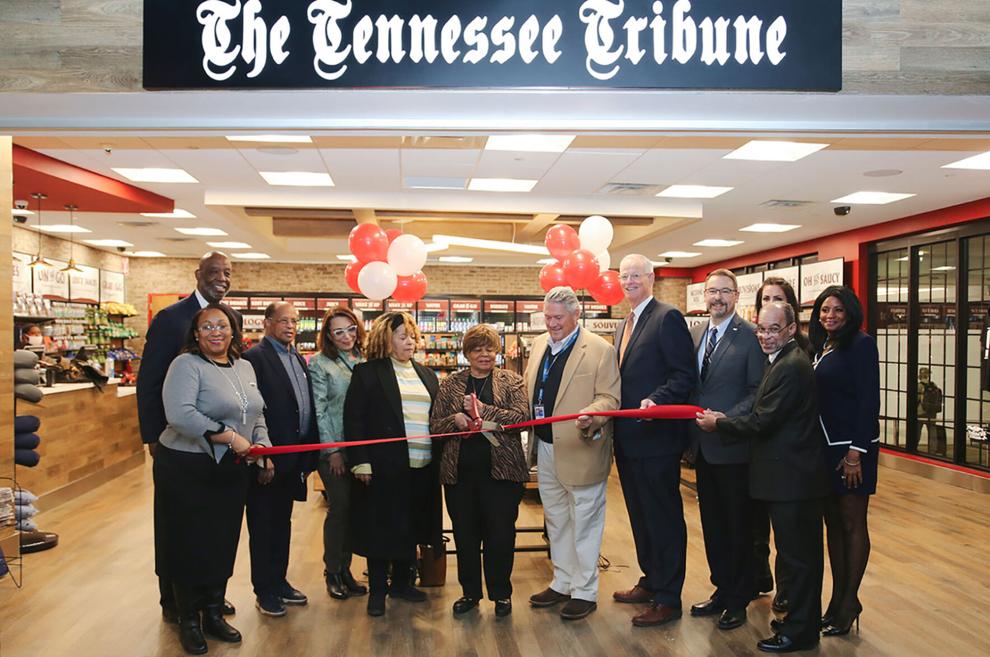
[{"x1": 365, "y1": 312, "x2": 420, "y2": 360}]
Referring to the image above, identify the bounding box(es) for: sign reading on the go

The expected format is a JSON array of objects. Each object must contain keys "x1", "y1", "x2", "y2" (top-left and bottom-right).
[{"x1": 144, "y1": 0, "x2": 841, "y2": 90}]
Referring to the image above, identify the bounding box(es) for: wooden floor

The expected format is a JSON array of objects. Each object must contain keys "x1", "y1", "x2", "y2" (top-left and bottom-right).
[{"x1": 0, "y1": 462, "x2": 987, "y2": 657}]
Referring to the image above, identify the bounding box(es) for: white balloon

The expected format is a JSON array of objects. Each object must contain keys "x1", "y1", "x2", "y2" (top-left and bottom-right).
[
  {"x1": 596, "y1": 250, "x2": 611, "y2": 272},
  {"x1": 579, "y1": 215, "x2": 614, "y2": 252},
  {"x1": 357, "y1": 261, "x2": 398, "y2": 300},
  {"x1": 387, "y1": 234, "x2": 428, "y2": 276}
]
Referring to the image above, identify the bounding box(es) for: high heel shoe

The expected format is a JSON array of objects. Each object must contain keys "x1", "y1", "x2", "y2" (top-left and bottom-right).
[{"x1": 822, "y1": 605, "x2": 862, "y2": 637}]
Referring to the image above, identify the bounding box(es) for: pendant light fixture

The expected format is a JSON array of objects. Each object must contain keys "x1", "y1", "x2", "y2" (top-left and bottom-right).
[
  {"x1": 60, "y1": 204, "x2": 83, "y2": 273},
  {"x1": 28, "y1": 192, "x2": 52, "y2": 268}
]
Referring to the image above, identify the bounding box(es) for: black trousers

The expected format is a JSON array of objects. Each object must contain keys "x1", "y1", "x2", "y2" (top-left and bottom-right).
[
  {"x1": 616, "y1": 453, "x2": 686, "y2": 608},
  {"x1": 752, "y1": 499, "x2": 790, "y2": 596},
  {"x1": 246, "y1": 473, "x2": 296, "y2": 596},
  {"x1": 767, "y1": 498, "x2": 824, "y2": 644},
  {"x1": 444, "y1": 475, "x2": 524, "y2": 601},
  {"x1": 695, "y1": 453, "x2": 754, "y2": 610},
  {"x1": 317, "y1": 458, "x2": 353, "y2": 574},
  {"x1": 367, "y1": 558, "x2": 414, "y2": 594}
]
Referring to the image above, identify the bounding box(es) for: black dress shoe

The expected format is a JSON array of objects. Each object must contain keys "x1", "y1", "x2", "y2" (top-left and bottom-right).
[
  {"x1": 495, "y1": 599, "x2": 512, "y2": 617},
  {"x1": 771, "y1": 593, "x2": 789, "y2": 614},
  {"x1": 178, "y1": 615, "x2": 208, "y2": 655},
  {"x1": 367, "y1": 592, "x2": 386, "y2": 617},
  {"x1": 770, "y1": 618, "x2": 784, "y2": 633},
  {"x1": 223, "y1": 598, "x2": 236, "y2": 615},
  {"x1": 452, "y1": 597, "x2": 480, "y2": 615},
  {"x1": 326, "y1": 573, "x2": 349, "y2": 600},
  {"x1": 757, "y1": 634, "x2": 819, "y2": 653},
  {"x1": 278, "y1": 582, "x2": 308, "y2": 605},
  {"x1": 717, "y1": 608, "x2": 747, "y2": 630},
  {"x1": 389, "y1": 584, "x2": 427, "y2": 602},
  {"x1": 202, "y1": 610, "x2": 242, "y2": 643},
  {"x1": 341, "y1": 569, "x2": 368, "y2": 596},
  {"x1": 690, "y1": 597, "x2": 725, "y2": 617}
]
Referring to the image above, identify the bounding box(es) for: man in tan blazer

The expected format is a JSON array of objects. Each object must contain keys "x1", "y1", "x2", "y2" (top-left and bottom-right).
[{"x1": 525, "y1": 286, "x2": 620, "y2": 620}]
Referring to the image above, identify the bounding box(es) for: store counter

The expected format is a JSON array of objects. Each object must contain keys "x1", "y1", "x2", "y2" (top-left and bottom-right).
[{"x1": 18, "y1": 380, "x2": 144, "y2": 509}]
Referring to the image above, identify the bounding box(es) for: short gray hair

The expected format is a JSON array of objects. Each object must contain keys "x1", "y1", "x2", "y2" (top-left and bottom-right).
[
  {"x1": 762, "y1": 301, "x2": 795, "y2": 325},
  {"x1": 544, "y1": 286, "x2": 580, "y2": 314},
  {"x1": 620, "y1": 253, "x2": 654, "y2": 275}
]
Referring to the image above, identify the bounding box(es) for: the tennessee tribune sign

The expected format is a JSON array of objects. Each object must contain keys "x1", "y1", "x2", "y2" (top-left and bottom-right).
[{"x1": 143, "y1": 0, "x2": 841, "y2": 90}]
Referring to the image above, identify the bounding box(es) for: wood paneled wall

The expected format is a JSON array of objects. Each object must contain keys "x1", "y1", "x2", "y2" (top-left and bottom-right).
[{"x1": 0, "y1": 1, "x2": 988, "y2": 94}]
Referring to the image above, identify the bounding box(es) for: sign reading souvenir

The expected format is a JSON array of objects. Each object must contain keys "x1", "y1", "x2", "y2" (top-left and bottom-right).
[
  {"x1": 799, "y1": 258, "x2": 843, "y2": 306},
  {"x1": 69, "y1": 265, "x2": 101, "y2": 304},
  {"x1": 12, "y1": 252, "x2": 33, "y2": 296},
  {"x1": 144, "y1": 0, "x2": 841, "y2": 91},
  {"x1": 582, "y1": 317, "x2": 620, "y2": 333},
  {"x1": 100, "y1": 270, "x2": 126, "y2": 303},
  {"x1": 32, "y1": 261, "x2": 70, "y2": 300},
  {"x1": 686, "y1": 282, "x2": 706, "y2": 314}
]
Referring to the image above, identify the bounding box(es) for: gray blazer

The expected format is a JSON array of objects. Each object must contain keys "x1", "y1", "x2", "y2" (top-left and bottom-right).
[{"x1": 690, "y1": 314, "x2": 765, "y2": 465}]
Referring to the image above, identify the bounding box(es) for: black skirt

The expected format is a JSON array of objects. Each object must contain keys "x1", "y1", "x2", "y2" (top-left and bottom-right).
[{"x1": 153, "y1": 444, "x2": 251, "y2": 587}]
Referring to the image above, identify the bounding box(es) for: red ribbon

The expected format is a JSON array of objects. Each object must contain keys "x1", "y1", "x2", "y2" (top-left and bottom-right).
[{"x1": 248, "y1": 404, "x2": 703, "y2": 456}]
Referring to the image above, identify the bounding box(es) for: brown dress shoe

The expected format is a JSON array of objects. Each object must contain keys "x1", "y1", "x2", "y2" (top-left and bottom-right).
[
  {"x1": 560, "y1": 599, "x2": 597, "y2": 620},
  {"x1": 632, "y1": 602, "x2": 683, "y2": 627},
  {"x1": 529, "y1": 587, "x2": 570, "y2": 608},
  {"x1": 613, "y1": 585, "x2": 654, "y2": 604}
]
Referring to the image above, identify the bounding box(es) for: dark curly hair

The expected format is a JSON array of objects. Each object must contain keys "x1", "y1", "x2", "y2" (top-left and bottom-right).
[
  {"x1": 181, "y1": 304, "x2": 243, "y2": 361},
  {"x1": 808, "y1": 285, "x2": 864, "y2": 353}
]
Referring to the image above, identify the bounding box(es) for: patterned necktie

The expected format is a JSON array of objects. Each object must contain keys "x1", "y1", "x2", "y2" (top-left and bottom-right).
[
  {"x1": 619, "y1": 315, "x2": 635, "y2": 366},
  {"x1": 701, "y1": 325, "x2": 718, "y2": 381}
]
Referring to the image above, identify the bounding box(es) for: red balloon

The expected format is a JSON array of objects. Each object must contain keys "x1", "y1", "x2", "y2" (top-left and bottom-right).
[
  {"x1": 393, "y1": 271, "x2": 428, "y2": 302},
  {"x1": 349, "y1": 223, "x2": 389, "y2": 262},
  {"x1": 385, "y1": 228, "x2": 403, "y2": 244},
  {"x1": 344, "y1": 261, "x2": 366, "y2": 294},
  {"x1": 539, "y1": 261, "x2": 569, "y2": 293},
  {"x1": 589, "y1": 270, "x2": 625, "y2": 306},
  {"x1": 545, "y1": 225, "x2": 581, "y2": 260},
  {"x1": 562, "y1": 249, "x2": 600, "y2": 290}
]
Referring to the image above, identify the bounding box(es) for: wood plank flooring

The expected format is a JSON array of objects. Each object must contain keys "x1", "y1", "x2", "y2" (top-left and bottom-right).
[{"x1": 0, "y1": 462, "x2": 986, "y2": 657}]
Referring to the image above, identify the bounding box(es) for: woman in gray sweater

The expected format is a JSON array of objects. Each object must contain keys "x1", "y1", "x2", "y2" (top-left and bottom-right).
[{"x1": 154, "y1": 304, "x2": 272, "y2": 655}]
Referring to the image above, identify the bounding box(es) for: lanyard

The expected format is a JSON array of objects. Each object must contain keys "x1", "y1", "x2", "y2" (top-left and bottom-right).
[{"x1": 538, "y1": 329, "x2": 579, "y2": 406}]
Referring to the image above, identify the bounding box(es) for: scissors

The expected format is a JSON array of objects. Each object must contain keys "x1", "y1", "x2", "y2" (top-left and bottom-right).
[{"x1": 468, "y1": 392, "x2": 501, "y2": 446}]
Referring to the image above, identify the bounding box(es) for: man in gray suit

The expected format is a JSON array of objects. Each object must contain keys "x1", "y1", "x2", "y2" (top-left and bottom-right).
[{"x1": 688, "y1": 268, "x2": 765, "y2": 630}]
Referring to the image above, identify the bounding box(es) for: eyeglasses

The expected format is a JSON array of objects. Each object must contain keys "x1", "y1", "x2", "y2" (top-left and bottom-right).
[
  {"x1": 331, "y1": 325, "x2": 358, "y2": 338},
  {"x1": 618, "y1": 273, "x2": 648, "y2": 282},
  {"x1": 756, "y1": 323, "x2": 793, "y2": 336},
  {"x1": 273, "y1": 317, "x2": 298, "y2": 326},
  {"x1": 199, "y1": 323, "x2": 231, "y2": 333},
  {"x1": 705, "y1": 287, "x2": 737, "y2": 297}
]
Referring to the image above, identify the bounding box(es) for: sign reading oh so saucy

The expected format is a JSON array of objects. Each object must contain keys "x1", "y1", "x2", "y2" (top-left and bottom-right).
[{"x1": 144, "y1": 0, "x2": 840, "y2": 90}]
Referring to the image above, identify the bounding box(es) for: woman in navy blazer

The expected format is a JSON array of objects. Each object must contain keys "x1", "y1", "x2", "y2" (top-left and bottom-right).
[{"x1": 809, "y1": 285, "x2": 880, "y2": 639}]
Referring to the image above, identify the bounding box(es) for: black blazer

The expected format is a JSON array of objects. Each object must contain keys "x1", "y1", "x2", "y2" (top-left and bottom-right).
[
  {"x1": 136, "y1": 293, "x2": 242, "y2": 444},
  {"x1": 716, "y1": 341, "x2": 829, "y2": 502},
  {"x1": 242, "y1": 338, "x2": 320, "y2": 483},
  {"x1": 612, "y1": 298, "x2": 698, "y2": 459},
  {"x1": 813, "y1": 331, "x2": 881, "y2": 454},
  {"x1": 343, "y1": 358, "x2": 442, "y2": 559}
]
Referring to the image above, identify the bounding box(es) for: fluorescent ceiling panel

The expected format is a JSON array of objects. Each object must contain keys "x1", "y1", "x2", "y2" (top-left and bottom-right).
[
  {"x1": 432, "y1": 234, "x2": 549, "y2": 255},
  {"x1": 468, "y1": 178, "x2": 538, "y2": 193},
  {"x1": 206, "y1": 241, "x2": 252, "y2": 249},
  {"x1": 656, "y1": 185, "x2": 733, "y2": 199},
  {"x1": 831, "y1": 191, "x2": 915, "y2": 205},
  {"x1": 226, "y1": 135, "x2": 312, "y2": 143},
  {"x1": 232, "y1": 252, "x2": 271, "y2": 259},
  {"x1": 84, "y1": 239, "x2": 133, "y2": 247},
  {"x1": 942, "y1": 151, "x2": 990, "y2": 170},
  {"x1": 260, "y1": 171, "x2": 335, "y2": 187},
  {"x1": 123, "y1": 250, "x2": 167, "y2": 257},
  {"x1": 175, "y1": 227, "x2": 228, "y2": 236},
  {"x1": 37, "y1": 224, "x2": 92, "y2": 234},
  {"x1": 724, "y1": 140, "x2": 829, "y2": 162},
  {"x1": 694, "y1": 239, "x2": 744, "y2": 247},
  {"x1": 739, "y1": 223, "x2": 801, "y2": 233},
  {"x1": 141, "y1": 208, "x2": 196, "y2": 218},
  {"x1": 111, "y1": 167, "x2": 199, "y2": 183},
  {"x1": 438, "y1": 256, "x2": 474, "y2": 263},
  {"x1": 659, "y1": 251, "x2": 702, "y2": 258},
  {"x1": 485, "y1": 135, "x2": 575, "y2": 153}
]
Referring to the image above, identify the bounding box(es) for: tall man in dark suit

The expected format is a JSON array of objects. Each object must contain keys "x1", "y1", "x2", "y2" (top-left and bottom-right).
[
  {"x1": 697, "y1": 302, "x2": 828, "y2": 654},
  {"x1": 611, "y1": 254, "x2": 697, "y2": 627},
  {"x1": 137, "y1": 251, "x2": 240, "y2": 622},
  {"x1": 242, "y1": 301, "x2": 319, "y2": 617},
  {"x1": 689, "y1": 269, "x2": 765, "y2": 630}
]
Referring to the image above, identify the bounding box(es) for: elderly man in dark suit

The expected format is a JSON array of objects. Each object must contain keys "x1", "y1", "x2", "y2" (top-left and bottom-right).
[
  {"x1": 137, "y1": 251, "x2": 240, "y2": 622},
  {"x1": 242, "y1": 301, "x2": 320, "y2": 617},
  {"x1": 610, "y1": 254, "x2": 697, "y2": 627},
  {"x1": 688, "y1": 268, "x2": 765, "y2": 631},
  {"x1": 697, "y1": 302, "x2": 828, "y2": 654}
]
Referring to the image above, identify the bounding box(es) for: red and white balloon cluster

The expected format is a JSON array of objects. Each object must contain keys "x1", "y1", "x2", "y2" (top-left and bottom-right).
[
  {"x1": 344, "y1": 225, "x2": 429, "y2": 302},
  {"x1": 539, "y1": 215, "x2": 624, "y2": 305}
]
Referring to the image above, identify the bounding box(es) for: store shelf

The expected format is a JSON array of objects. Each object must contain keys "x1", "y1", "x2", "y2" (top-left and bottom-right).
[{"x1": 14, "y1": 314, "x2": 56, "y2": 322}]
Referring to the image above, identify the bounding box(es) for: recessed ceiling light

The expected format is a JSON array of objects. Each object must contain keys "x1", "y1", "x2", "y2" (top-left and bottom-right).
[
  {"x1": 336, "y1": 255, "x2": 357, "y2": 262},
  {"x1": 942, "y1": 151, "x2": 990, "y2": 170},
  {"x1": 439, "y1": 256, "x2": 474, "y2": 263},
  {"x1": 468, "y1": 178, "x2": 538, "y2": 193},
  {"x1": 260, "y1": 171, "x2": 334, "y2": 187},
  {"x1": 433, "y1": 234, "x2": 548, "y2": 255},
  {"x1": 831, "y1": 191, "x2": 915, "y2": 205},
  {"x1": 112, "y1": 167, "x2": 198, "y2": 183},
  {"x1": 206, "y1": 241, "x2": 252, "y2": 249},
  {"x1": 933, "y1": 265, "x2": 956, "y2": 271},
  {"x1": 140, "y1": 208, "x2": 196, "y2": 218},
  {"x1": 537, "y1": 258, "x2": 557, "y2": 265},
  {"x1": 694, "y1": 239, "x2": 744, "y2": 248},
  {"x1": 403, "y1": 176, "x2": 467, "y2": 190},
  {"x1": 651, "y1": 261, "x2": 670, "y2": 268},
  {"x1": 656, "y1": 185, "x2": 733, "y2": 199},
  {"x1": 175, "y1": 227, "x2": 228, "y2": 236},
  {"x1": 83, "y1": 239, "x2": 133, "y2": 247},
  {"x1": 724, "y1": 140, "x2": 828, "y2": 162},
  {"x1": 122, "y1": 250, "x2": 167, "y2": 257},
  {"x1": 232, "y1": 252, "x2": 271, "y2": 259},
  {"x1": 739, "y1": 223, "x2": 801, "y2": 233},
  {"x1": 226, "y1": 135, "x2": 312, "y2": 143},
  {"x1": 485, "y1": 135, "x2": 575, "y2": 153},
  {"x1": 37, "y1": 224, "x2": 92, "y2": 234},
  {"x1": 659, "y1": 251, "x2": 702, "y2": 258}
]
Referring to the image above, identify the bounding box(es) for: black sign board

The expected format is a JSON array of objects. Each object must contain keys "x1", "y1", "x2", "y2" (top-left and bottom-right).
[{"x1": 144, "y1": 1, "x2": 841, "y2": 91}]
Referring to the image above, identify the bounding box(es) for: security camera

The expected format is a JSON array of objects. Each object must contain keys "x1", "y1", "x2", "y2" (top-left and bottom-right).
[
  {"x1": 116, "y1": 246, "x2": 127, "y2": 253},
  {"x1": 13, "y1": 215, "x2": 28, "y2": 224},
  {"x1": 833, "y1": 205, "x2": 851, "y2": 216},
  {"x1": 14, "y1": 199, "x2": 28, "y2": 210},
  {"x1": 665, "y1": 257, "x2": 673, "y2": 264},
  {"x1": 102, "y1": 144, "x2": 113, "y2": 154}
]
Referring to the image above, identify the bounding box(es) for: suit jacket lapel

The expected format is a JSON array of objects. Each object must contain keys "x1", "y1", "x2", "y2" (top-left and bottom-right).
[
  {"x1": 619, "y1": 298, "x2": 655, "y2": 370},
  {"x1": 555, "y1": 330, "x2": 587, "y2": 401},
  {"x1": 706, "y1": 315, "x2": 742, "y2": 376},
  {"x1": 526, "y1": 335, "x2": 547, "y2": 400},
  {"x1": 260, "y1": 338, "x2": 296, "y2": 399},
  {"x1": 376, "y1": 359, "x2": 405, "y2": 430}
]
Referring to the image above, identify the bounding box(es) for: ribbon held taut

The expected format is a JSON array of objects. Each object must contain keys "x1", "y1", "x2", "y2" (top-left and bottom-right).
[{"x1": 248, "y1": 404, "x2": 703, "y2": 457}]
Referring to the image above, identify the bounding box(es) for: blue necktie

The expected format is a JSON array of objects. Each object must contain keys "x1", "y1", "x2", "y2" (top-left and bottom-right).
[{"x1": 701, "y1": 326, "x2": 718, "y2": 381}]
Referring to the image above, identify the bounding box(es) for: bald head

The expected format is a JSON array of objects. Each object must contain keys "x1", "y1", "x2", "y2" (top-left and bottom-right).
[
  {"x1": 619, "y1": 253, "x2": 655, "y2": 306},
  {"x1": 195, "y1": 251, "x2": 231, "y2": 304}
]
